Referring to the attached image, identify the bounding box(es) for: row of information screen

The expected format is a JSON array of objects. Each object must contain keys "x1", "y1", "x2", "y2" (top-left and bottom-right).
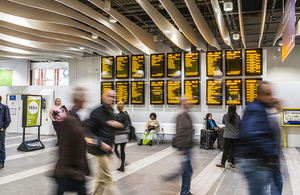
[
  {"x1": 101, "y1": 49, "x2": 262, "y2": 79},
  {"x1": 101, "y1": 79, "x2": 261, "y2": 105}
]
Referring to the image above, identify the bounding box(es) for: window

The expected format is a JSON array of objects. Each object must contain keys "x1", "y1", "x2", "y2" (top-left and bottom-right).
[{"x1": 30, "y1": 69, "x2": 69, "y2": 86}]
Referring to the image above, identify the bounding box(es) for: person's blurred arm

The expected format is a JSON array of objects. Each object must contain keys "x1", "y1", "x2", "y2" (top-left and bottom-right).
[{"x1": 1, "y1": 106, "x2": 11, "y2": 131}]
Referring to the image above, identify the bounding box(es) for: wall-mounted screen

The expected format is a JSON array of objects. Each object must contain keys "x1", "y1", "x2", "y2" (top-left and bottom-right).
[
  {"x1": 116, "y1": 56, "x2": 129, "y2": 78},
  {"x1": 184, "y1": 80, "x2": 200, "y2": 104},
  {"x1": 225, "y1": 79, "x2": 242, "y2": 105},
  {"x1": 167, "y1": 80, "x2": 181, "y2": 104},
  {"x1": 101, "y1": 82, "x2": 114, "y2": 98},
  {"x1": 151, "y1": 54, "x2": 165, "y2": 78},
  {"x1": 225, "y1": 50, "x2": 242, "y2": 76},
  {"x1": 207, "y1": 51, "x2": 222, "y2": 77},
  {"x1": 131, "y1": 81, "x2": 144, "y2": 104},
  {"x1": 167, "y1": 53, "x2": 181, "y2": 77},
  {"x1": 245, "y1": 49, "x2": 262, "y2": 75},
  {"x1": 150, "y1": 80, "x2": 164, "y2": 104},
  {"x1": 116, "y1": 81, "x2": 129, "y2": 104},
  {"x1": 185, "y1": 52, "x2": 199, "y2": 77},
  {"x1": 131, "y1": 55, "x2": 145, "y2": 78},
  {"x1": 206, "y1": 79, "x2": 223, "y2": 105},
  {"x1": 101, "y1": 56, "x2": 114, "y2": 79},
  {"x1": 245, "y1": 78, "x2": 262, "y2": 103}
]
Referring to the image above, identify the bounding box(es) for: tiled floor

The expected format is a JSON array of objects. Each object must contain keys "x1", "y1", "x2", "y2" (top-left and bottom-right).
[{"x1": 0, "y1": 133, "x2": 296, "y2": 195}]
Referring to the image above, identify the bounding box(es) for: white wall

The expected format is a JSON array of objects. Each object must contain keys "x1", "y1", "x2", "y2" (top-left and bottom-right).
[{"x1": 0, "y1": 60, "x2": 28, "y2": 86}]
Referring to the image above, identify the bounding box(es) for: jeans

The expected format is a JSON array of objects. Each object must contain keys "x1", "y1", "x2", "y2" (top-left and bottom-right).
[
  {"x1": 55, "y1": 177, "x2": 86, "y2": 195},
  {"x1": 180, "y1": 149, "x2": 193, "y2": 195},
  {"x1": 0, "y1": 130, "x2": 5, "y2": 165},
  {"x1": 271, "y1": 162, "x2": 283, "y2": 195},
  {"x1": 241, "y1": 158, "x2": 272, "y2": 195}
]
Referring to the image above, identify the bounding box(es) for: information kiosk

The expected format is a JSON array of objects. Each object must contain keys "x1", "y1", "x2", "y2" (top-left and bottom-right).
[{"x1": 281, "y1": 108, "x2": 300, "y2": 147}]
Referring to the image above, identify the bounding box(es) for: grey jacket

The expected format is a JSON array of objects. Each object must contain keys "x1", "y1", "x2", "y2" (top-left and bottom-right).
[{"x1": 222, "y1": 113, "x2": 241, "y2": 139}]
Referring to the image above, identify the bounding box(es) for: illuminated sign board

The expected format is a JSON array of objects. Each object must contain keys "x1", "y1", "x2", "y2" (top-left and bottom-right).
[
  {"x1": 245, "y1": 49, "x2": 262, "y2": 75},
  {"x1": 184, "y1": 80, "x2": 200, "y2": 104},
  {"x1": 131, "y1": 81, "x2": 144, "y2": 104},
  {"x1": 206, "y1": 79, "x2": 222, "y2": 105},
  {"x1": 167, "y1": 53, "x2": 181, "y2": 77},
  {"x1": 225, "y1": 50, "x2": 242, "y2": 76},
  {"x1": 116, "y1": 56, "x2": 129, "y2": 78},
  {"x1": 245, "y1": 78, "x2": 262, "y2": 103},
  {"x1": 101, "y1": 82, "x2": 114, "y2": 98},
  {"x1": 167, "y1": 80, "x2": 181, "y2": 104},
  {"x1": 225, "y1": 79, "x2": 242, "y2": 105},
  {"x1": 131, "y1": 55, "x2": 145, "y2": 78},
  {"x1": 116, "y1": 81, "x2": 129, "y2": 104},
  {"x1": 151, "y1": 54, "x2": 165, "y2": 78},
  {"x1": 150, "y1": 80, "x2": 164, "y2": 104},
  {"x1": 101, "y1": 56, "x2": 114, "y2": 79},
  {"x1": 185, "y1": 52, "x2": 199, "y2": 77},
  {"x1": 207, "y1": 51, "x2": 222, "y2": 76}
]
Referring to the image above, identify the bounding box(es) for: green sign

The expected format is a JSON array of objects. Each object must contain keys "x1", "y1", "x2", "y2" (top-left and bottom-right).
[
  {"x1": 26, "y1": 96, "x2": 41, "y2": 127},
  {"x1": 0, "y1": 68, "x2": 13, "y2": 86}
]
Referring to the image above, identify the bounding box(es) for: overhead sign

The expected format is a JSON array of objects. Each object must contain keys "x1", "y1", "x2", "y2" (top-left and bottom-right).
[
  {"x1": 206, "y1": 79, "x2": 222, "y2": 105},
  {"x1": 131, "y1": 55, "x2": 145, "y2": 78},
  {"x1": 184, "y1": 52, "x2": 199, "y2": 77},
  {"x1": 225, "y1": 50, "x2": 242, "y2": 76},
  {"x1": 116, "y1": 81, "x2": 129, "y2": 104},
  {"x1": 116, "y1": 56, "x2": 129, "y2": 78},
  {"x1": 151, "y1": 54, "x2": 165, "y2": 78},
  {"x1": 150, "y1": 81, "x2": 164, "y2": 104},
  {"x1": 101, "y1": 82, "x2": 114, "y2": 98},
  {"x1": 131, "y1": 81, "x2": 144, "y2": 104},
  {"x1": 282, "y1": 0, "x2": 295, "y2": 62},
  {"x1": 245, "y1": 49, "x2": 262, "y2": 75},
  {"x1": 22, "y1": 95, "x2": 42, "y2": 127},
  {"x1": 167, "y1": 53, "x2": 181, "y2": 77},
  {"x1": 245, "y1": 79, "x2": 262, "y2": 103},
  {"x1": 184, "y1": 80, "x2": 200, "y2": 105},
  {"x1": 225, "y1": 79, "x2": 242, "y2": 105},
  {"x1": 167, "y1": 80, "x2": 181, "y2": 104},
  {"x1": 101, "y1": 56, "x2": 114, "y2": 79},
  {"x1": 207, "y1": 51, "x2": 222, "y2": 76}
]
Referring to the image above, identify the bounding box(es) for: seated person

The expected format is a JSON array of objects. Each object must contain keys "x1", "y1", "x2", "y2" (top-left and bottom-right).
[
  {"x1": 205, "y1": 113, "x2": 220, "y2": 148},
  {"x1": 137, "y1": 112, "x2": 159, "y2": 146}
]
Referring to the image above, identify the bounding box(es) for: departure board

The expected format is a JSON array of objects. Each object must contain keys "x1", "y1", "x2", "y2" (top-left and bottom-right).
[
  {"x1": 167, "y1": 53, "x2": 181, "y2": 77},
  {"x1": 207, "y1": 51, "x2": 223, "y2": 76},
  {"x1": 245, "y1": 49, "x2": 262, "y2": 75},
  {"x1": 151, "y1": 54, "x2": 165, "y2": 78},
  {"x1": 116, "y1": 56, "x2": 129, "y2": 78},
  {"x1": 206, "y1": 79, "x2": 223, "y2": 105},
  {"x1": 116, "y1": 81, "x2": 129, "y2": 104},
  {"x1": 150, "y1": 81, "x2": 164, "y2": 104},
  {"x1": 101, "y1": 82, "x2": 114, "y2": 98},
  {"x1": 245, "y1": 79, "x2": 262, "y2": 103},
  {"x1": 167, "y1": 80, "x2": 181, "y2": 104},
  {"x1": 184, "y1": 80, "x2": 200, "y2": 104},
  {"x1": 225, "y1": 79, "x2": 242, "y2": 105},
  {"x1": 185, "y1": 52, "x2": 199, "y2": 77},
  {"x1": 101, "y1": 56, "x2": 114, "y2": 79},
  {"x1": 225, "y1": 50, "x2": 242, "y2": 76},
  {"x1": 131, "y1": 81, "x2": 144, "y2": 104},
  {"x1": 131, "y1": 55, "x2": 145, "y2": 78}
]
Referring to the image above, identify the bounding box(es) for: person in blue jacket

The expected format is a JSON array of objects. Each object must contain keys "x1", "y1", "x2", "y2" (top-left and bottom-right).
[
  {"x1": 0, "y1": 95, "x2": 11, "y2": 169},
  {"x1": 240, "y1": 81, "x2": 279, "y2": 195}
]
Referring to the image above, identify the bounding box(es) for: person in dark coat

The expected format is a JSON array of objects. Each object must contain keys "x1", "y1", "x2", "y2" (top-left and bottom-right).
[
  {"x1": 240, "y1": 81, "x2": 278, "y2": 195},
  {"x1": 88, "y1": 90, "x2": 123, "y2": 195},
  {"x1": 205, "y1": 113, "x2": 220, "y2": 148},
  {"x1": 53, "y1": 88, "x2": 89, "y2": 195},
  {"x1": 0, "y1": 95, "x2": 11, "y2": 169}
]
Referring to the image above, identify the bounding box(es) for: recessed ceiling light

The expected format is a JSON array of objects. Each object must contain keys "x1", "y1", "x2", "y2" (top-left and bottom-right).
[
  {"x1": 109, "y1": 16, "x2": 117, "y2": 23},
  {"x1": 92, "y1": 34, "x2": 97, "y2": 39},
  {"x1": 79, "y1": 47, "x2": 84, "y2": 50},
  {"x1": 278, "y1": 40, "x2": 282, "y2": 46},
  {"x1": 233, "y1": 33, "x2": 239, "y2": 40}
]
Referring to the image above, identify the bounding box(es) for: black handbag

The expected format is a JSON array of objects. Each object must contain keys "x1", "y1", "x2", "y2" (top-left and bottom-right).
[{"x1": 147, "y1": 126, "x2": 156, "y2": 131}]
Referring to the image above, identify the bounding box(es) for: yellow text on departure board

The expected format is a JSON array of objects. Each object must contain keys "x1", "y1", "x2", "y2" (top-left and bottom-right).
[
  {"x1": 102, "y1": 57, "x2": 114, "y2": 78},
  {"x1": 226, "y1": 79, "x2": 242, "y2": 105},
  {"x1": 101, "y1": 82, "x2": 113, "y2": 98},
  {"x1": 150, "y1": 81, "x2": 164, "y2": 104},
  {"x1": 167, "y1": 53, "x2": 181, "y2": 77},
  {"x1": 185, "y1": 80, "x2": 199, "y2": 104},
  {"x1": 246, "y1": 49, "x2": 262, "y2": 75},
  {"x1": 167, "y1": 81, "x2": 181, "y2": 104},
  {"x1": 151, "y1": 54, "x2": 164, "y2": 77},
  {"x1": 185, "y1": 52, "x2": 199, "y2": 76},
  {"x1": 132, "y1": 55, "x2": 144, "y2": 78},
  {"x1": 116, "y1": 82, "x2": 128, "y2": 103},
  {"x1": 131, "y1": 81, "x2": 144, "y2": 104},
  {"x1": 246, "y1": 79, "x2": 261, "y2": 102},
  {"x1": 116, "y1": 56, "x2": 128, "y2": 78},
  {"x1": 207, "y1": 51, "x2": 222, "y2": 76},
  {"x1": 226, "y1": 50, "x2": 242, "y2": 76},
  {"x1": 207, "y1": 80, "x2": 222, "y2": 105}
]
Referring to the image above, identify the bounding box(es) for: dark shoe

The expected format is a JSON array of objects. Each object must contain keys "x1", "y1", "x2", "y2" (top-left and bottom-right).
[
  {"x1": 181, "y1": 193, "x2": 194, "y2": 195},
  {"x1": 117, "y1": 166, "x2": 124, "y2": 172},
  {"x1": 216, "y1": 163, "x2": 225, "y2": 168},
  {"x1": 230, "y1": 164, "x2": 235, "y2": 168},
  {"x1": 137, "y1": 139, "x2": 143, "y2": 145},
  {"x1": 149, "y1": 140, "x2": 152, "y2": 146},
  {"x1": 0, "y1": 164, "x2": 4, "y2": 169}
]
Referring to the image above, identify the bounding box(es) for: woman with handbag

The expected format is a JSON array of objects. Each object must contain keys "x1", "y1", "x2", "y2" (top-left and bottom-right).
[
  {"x1": 114, "y1": 102, "x2": 130, "y2": 172},
  {"x1": 137, "y1": 112, "x2": 159, "y2": 146}
]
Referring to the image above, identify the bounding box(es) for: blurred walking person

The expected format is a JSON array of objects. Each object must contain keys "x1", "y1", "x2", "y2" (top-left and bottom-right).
[
  {"x1": 0, "y1": 95, "x2": 11, "y2": 169},
  {"x1": 216, "y1": 104, "x2": 241, "y2": 168},
  {"x1": 53, "y1": 88, "x2": 89, "y2": 195},
  {"x1": 49, "y1": 98, "x2": 68, "y2": 146},
  {"x1": 175, "y1": 96, "x2": 194, "y2": 195},
  {"x1": 114, "y1": 102, "x2": 130, "y2": 172},
  {"x1": 88, "y1": 90, "x2": 123, "y2": 195},
  {"x1": 240, "y1": 81, "x2": 278, "y2": 195}
]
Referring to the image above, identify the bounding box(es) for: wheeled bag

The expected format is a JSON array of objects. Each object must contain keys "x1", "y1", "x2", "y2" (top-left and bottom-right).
[{"x1": 200, "y1": 129, "x2": 214, "y2": 149}]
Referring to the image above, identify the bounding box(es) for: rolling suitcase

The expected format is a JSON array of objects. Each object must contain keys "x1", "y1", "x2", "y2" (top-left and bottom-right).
[{"x1": 200, "y1": 129, "x2": 214, "y2": 149}]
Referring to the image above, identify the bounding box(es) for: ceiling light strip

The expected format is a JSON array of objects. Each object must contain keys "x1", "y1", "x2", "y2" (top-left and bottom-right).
[
  {"x1": 258, "y1": 0, "x2": 268, "y2": 48},
  {"x1": 237, "y1": 0, "x2": 246, "y2": 48}
]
